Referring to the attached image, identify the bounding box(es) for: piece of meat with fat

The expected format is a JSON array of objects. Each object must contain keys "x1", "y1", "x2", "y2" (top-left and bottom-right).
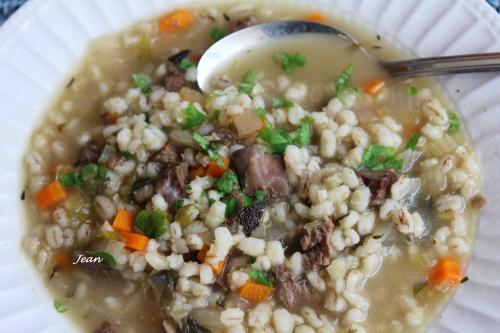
[
  {"x1": 153, "y1": 142, "x2": 181, "y2": 166},
  {"x1": 77, "y1": 140, "x2": 104, "y2": 166},
  {"x1": 231, "y1": 145, "x2": 290, "y2": 202},
  {"x1": 165, "y1": 71, "x2": 188, "y2": 92},
  {"x1": 155, "y1": 162, "x2": 189, "y2": 208},
  {"x1": 271, "y1": 265, "x2": 320, "y2": 310},
  {"x1": 231, "y1": 16, "x2": 258, "y2": 32},
  {"x1": 298, "y1": 218, "x2": 334, "y2": 271},
  {"x1": 93, "y1": 321, "x2": 114, "y2": 333},
  {"x1": 357, "y1": 169, "x2": 398, "y2": 206},
  {"x1": 168, "y1": 49, "x2": 191, "y2": 69}
]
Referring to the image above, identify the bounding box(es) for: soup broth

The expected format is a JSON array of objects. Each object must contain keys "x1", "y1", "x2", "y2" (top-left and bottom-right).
[{"x1": 22, "y1": 2, "x2": 484, "y2": 333}]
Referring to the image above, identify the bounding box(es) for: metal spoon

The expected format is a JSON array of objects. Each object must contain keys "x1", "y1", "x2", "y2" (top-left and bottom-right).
[{"x1": 197, "y1": 20, "x2": 500, "y2": 92}]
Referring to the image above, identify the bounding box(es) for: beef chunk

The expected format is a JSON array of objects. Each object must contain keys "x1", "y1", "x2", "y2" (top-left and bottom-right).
[
  {"x1": 93, "y1": 321, "x2": 114, "y2": 333},
  {"x1": 168, "y1": 49, "x2": 191, "y2": 69},
  {"x1": 153, "y1": 142, "x2": 181, "y2": 166},
  {"x1": 212, "y1": 127, "x2": 236, "y2": 146},
  {"x1": 165, "y1": 71, "x2": 188, "y2": 92},
  {"x1": 232, "y1": 16, "x2": 258, "y2": 32},
  {"x1": 238, "y1": 203, "x2": 264, "y2": 237},
  {"x1": 231, "y1": 145, "x2": 290, "y2": 202},
  {"x1": 358, "y1": 169, "x2": 398, "y2": 206},
  {"x1": 155, "y1": 162, "x2": 189, "y2": 208},
  {"x1": 298, "y1": 218, "x2": 334, "y2": 271},
  {"x1": 271, "y1": 265, "x2": 320, "y2": 310},
  {"x1": 77, "y1": 140, "x2": 104, "y2": 166}
]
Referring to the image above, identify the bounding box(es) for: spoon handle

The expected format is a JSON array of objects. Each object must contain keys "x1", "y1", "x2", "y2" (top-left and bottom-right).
[{"x1": 380, "y1": 52, "x2": 500, "y2": 78}]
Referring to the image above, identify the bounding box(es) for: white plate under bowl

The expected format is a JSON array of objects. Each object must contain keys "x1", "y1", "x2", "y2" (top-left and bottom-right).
[{"x1": 1, "y1": 0, "x2": 500, "y2": 332}]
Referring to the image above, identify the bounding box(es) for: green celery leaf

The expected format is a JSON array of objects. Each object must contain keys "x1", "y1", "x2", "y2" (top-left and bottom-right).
[
  {"x1": 210, "y1": 26, "x2": 225, "y2": 41},
  {"x1": 214, "y1": 171, "x2": 239, "y2": 195},
  {"x1": 250, "y1": 269, "x2": 273, "y2": 287},
  {"x1": 447, "y1": 112, "x2": 460, "y2": 134},
  {"x1": 179, "y1": 58, "x2": 195, "y2": 71},
  {"x1": 182, "y1": 104, "x2": 206, "y2": 129},
  {"x1": 132, "y1": 74, "x2": 152, "y2": 94},
  {"x1": 404, "y1": 133, "x2": 421, "y2": 150}
]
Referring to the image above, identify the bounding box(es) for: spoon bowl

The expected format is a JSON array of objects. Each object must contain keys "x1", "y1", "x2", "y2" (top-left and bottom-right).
[{"x1": 197, "y1": 20, "x2": 500, "y2": 93}]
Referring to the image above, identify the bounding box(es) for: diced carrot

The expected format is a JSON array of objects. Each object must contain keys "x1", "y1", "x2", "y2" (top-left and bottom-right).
[
  {"x1": 197, "y1": 244, "x2": 225, "y2": 275},
  {"x1": 206, "y1": 157, "x2": 230, "y2": 178},
  {"x1": 103, "y1": 112, "x2": 119, "y2": 124},
  {"x1": 428, "y1": 256, "x2": 462, "y2": 286},
  {"x1": 402, "y1": 121, "x2": 423, "y2": 139},
  {"x1": 112, "y1": 209, "x2": 135, "y2": 232},
  {"x1": 239, "y1": 281, "x2": 273, "y2": 302},
  {"x1": 305, "y1": 13, "x2": 327, "y2": 23},
  {"x1": 363, "y1": 79, "x2": 386, "y2": 96},
  {"x1": 159, "y1": 9, "x2": 194, "y2": 33},
  {"x1": 118, "y1": 230, "x2": 149, "y2": 251},
  {"x1": 189, "y1": 166, "x2": 206, "y2": 181},
  {"x1": 197, "y1": 244, "x2": 210, "y2": 263},
  {"x1": 36, "y1": 181, "x2": 67, "y2": 210},
  {"x1": 53, "y1": 254, "x2": 74, "y2": 273}
]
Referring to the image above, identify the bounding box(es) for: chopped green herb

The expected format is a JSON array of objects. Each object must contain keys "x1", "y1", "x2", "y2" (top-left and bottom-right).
[
  {"x1": 239, "y1": 69, "x2": 257, "y2": 94},
  {"x1": 243, "y1": 190, "x2": 267, "y2": 206},
  {"x1": 59, "y1": 172, "x2": 83, "y2": 187},
  {"x1": 360, "y1": 144, "x2": 403, "y2": 170},
  {"x1": 222, "y1": 196, "x2": 238, "y2": 217},
  {"x1": 53, "y1": 300, "x2": 68, "y2": 313},
  {"x1": 97, "y1": 165, "x2": 108, "y2": 178},
  {"x1": 334, "y1": 64, "x2": 354, "y2": 99},
  {"x1": 210, "y1": 110, "x2": 221, "y2": 122},
  {"x1": 192, "y1": 133, "x2": 225, "y2": 167},
  {"x1": 144, "y1": 111, "x2": 151, "y2": 123},
  {"x1": 182, "y1": 104, "x2": 207, "y2": 129},
  {"x1": 184, "y1": 184, "x2": 192, "y2": 193},
  {"x1": 257, "y1": 126, "x2": 291, "y2": 155},
  {"x1": 404, "y1": 133, "x2": 421, "y2": 150},
  {"x1": 179, "y1": 58, "x2": 195, "y2": 71},
  {"x1": 175, "y1": 200, "x2": 184, "y2": 213},
  {"x1": 272, "y1": 52, "x2": 306, "y2": 74},
  {"x1": 272, "y1": 97, "x2": 294, "y2": 109},
  {"x1": 208, "y1": 198, "x2": 216, "y2": 207},
  {"x1": 250, "y1": 269, "x2": 273, "y2": 287},
  {"x1": 122, "y1": 150, "x2": 132, "y2": 158},
  {"x1": 254, "y1": 190, "x2": 266, "y2": 203},
  {"x1": 80, "y1": 163, "x2": 98, "y2": 178},
  {"x1": 407, "y1": 86, "x2": 418, "y2": 95},
  {"x1": 210, "y1": 26, "x2": 225, "y2": 41},
  {"x1": 87, "y1": 251, "x2": 117, "y2": 268},
  {"x1": 294, "y1": 117, "x2": 312, "y2": 147},
  {"x1": 132, "y1": 74, "x2": 152, "y2": 94},
  {"x1": 214, "y1": 170, "x2": 239, "y2": 195},
  {"x1": 447, "y1": 112, "x2": 460, "y2": 134},
  {"x1": 135, "y1": 210, "x2": 169, "y2": 239}
]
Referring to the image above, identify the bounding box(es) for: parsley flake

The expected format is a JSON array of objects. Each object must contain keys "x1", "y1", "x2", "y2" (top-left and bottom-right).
[
  {"x1": 404, "y1": 133, "x2": 421, "y2": 150},
  {"x1": 182, "y1": 104, "x2": 207, "y2": 129},
  {"x1": 239, "y1": 69, "x2": 257, "y2": 94},
  {"x1": 132, "y1": 74, "x2": 152, "y2": 94},
  {"x1": 273, "y1": 52, "x2": 306, "y2": 74},
  {"x1": 54, "y1": 300, "x2": 68, "y2": 313},
  {"x1": 214, "y1": 171, "x2": 239, "y2": 194},
  {"x1": 360, "y1": 144, "x2": 403, "y2": 170},
  {"x1": 447, "y1": 112, "x2": 460, "y2": 134},
  {"x1": 135, "y1": 210, "x2": 169, "y2": 239},
  {"x1": 210, "y1": 26, "x2": 225, "y2": 41},
  {"x1": 334, "y1": 64, "x2": 355, "y2": 100},
  {"x1": 272, "y1": 97, "x2": 294, "y2": 109},
  {"x1": 179, "y1": 58, "x2": 195, "y2": 71}
]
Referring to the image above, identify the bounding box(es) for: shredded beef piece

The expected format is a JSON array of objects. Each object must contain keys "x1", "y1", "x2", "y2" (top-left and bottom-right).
[
  {"x1": 297, "y1": 218, "x2": 334, "y2": 271},
  {"x1": 238, "y1": 203, "x2": 264, "y2": 237},
  {"x1": 153, "y1": 142, "x2": 181, "y2": 166},
  {"x1": 168, "y1": 49, "x2": 191, "y2": 69},
  {"x1": 165, "y1": 71, "x2": 188, "y2": 92},
  {"x1": 271, "y1": 265, "x2": 320, "y2": 310},
  {"x1": 231, "y1": 145, "x2": 290, "y2": 202},
  {"x1": 155, "y1": 162, "x2": 189, "y2": 208},
  {"x1": 212, "y1": 127, "x2": 236, "y2": 146},
  {"x1": 470, "y1": 194, "x2": 487, "y2": 209},
  {"x1": 358, "y1": 169, "x2": 398, "y2": 206},
  {"x1": 77, "y1": 140, "x2": 104, "y2": 166},
  {"x1": 93, "y1": 321, "x2": 114, "y2": 333},
  {"x1": 232, "y1": 16, "x2": 258, "y2": 32}
]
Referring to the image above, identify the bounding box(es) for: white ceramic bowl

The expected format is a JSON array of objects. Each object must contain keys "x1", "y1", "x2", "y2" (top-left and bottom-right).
[{"x1": 1, "y1": 0, "x2": 500, "y2": 332}]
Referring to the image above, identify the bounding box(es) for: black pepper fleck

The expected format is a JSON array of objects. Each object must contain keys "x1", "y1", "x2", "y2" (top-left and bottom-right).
[{"x1": 237, "y1": 203, "x2": 264, "y2": 237}]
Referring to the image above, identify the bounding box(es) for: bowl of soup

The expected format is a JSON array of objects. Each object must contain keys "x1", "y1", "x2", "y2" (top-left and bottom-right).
[{"x1": 1, "y1": 0, "x2": 499, "y2": 332}]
